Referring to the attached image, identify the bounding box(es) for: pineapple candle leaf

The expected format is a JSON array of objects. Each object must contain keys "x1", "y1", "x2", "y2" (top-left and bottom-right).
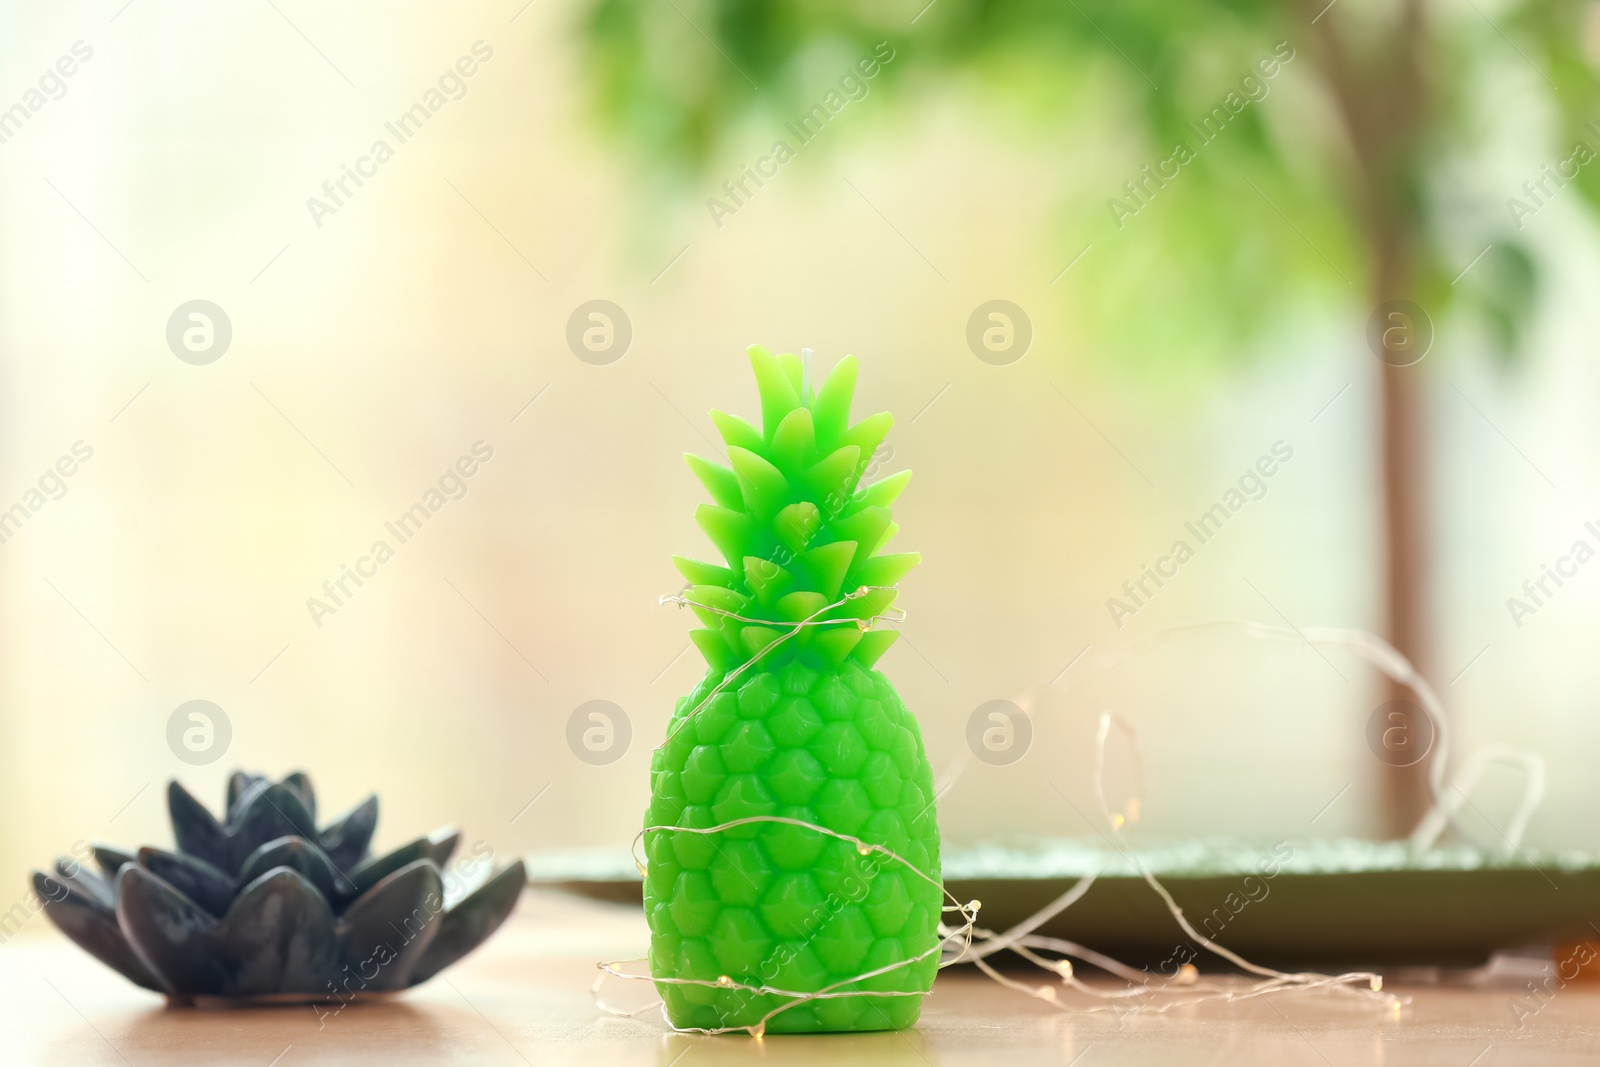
[{"x1": 645, "y1": 346, "x2": 942, "y2": 1034}]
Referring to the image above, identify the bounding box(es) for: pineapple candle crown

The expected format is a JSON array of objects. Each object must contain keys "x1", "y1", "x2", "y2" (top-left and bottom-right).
[{"x1": 673, "y1": 346, "x2": 918, "y2": 674}]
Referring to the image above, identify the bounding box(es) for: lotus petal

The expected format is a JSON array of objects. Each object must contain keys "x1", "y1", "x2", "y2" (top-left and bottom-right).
[
  {"x1": 214, "y1": 868, "x2": 339, "y2": 998},
  {"x1": 116, "y1": 866, "x2": 226, "y2": 995},
  {"x1": 318, "y1": 795, "x2": 378, "y2": 872},
  {"x1": 168, "y1": 782, "x2": 230, "y2": 871},
  {"x1": 425, "y1": 827, "x2": 462, "y2": 867},
  {"x1": 410, "y1": 861, "x2": 525, "y2": 985},
  {"x1": 280, "y1": 772, "x2": 316, "y2": 823},
  {"x1": 335, "y1": 859, "x2": 443, "y2": 991},
  {"x1": 237, "y1": 836, "x2": 349, "y2": 904},
  {"x1": 91, "y1": 844, "x2": 135, "y2": 879},
  {"x1": 227, "y1": 784, "x2": 318, "y2": 871},
  {"x1": 137, "y1": 848, "x2": 235, "y2": 919},
  {"x1": 441, "y1": 854, "x2": 494, "y2": 908},
  {"x1": 226, "y1": 778, "x2": 271, "y2": 829},
  {"x1": 33, "y1": 871, "x2": 161, "y2": 992},
  {"x1": 348, "y1": 828, "x2": 455, "y2": 896},
  {"x1": 53, "y1": 857, "x2": 113, "y2": 910},
  {"x1": 225, "y1": 772, "x2": 266, "y2": 816}
]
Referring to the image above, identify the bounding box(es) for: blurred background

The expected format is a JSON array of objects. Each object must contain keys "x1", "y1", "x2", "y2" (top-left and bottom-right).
[{"x1": 3, "y1": 0, "x2": 1600, "y2": 908}]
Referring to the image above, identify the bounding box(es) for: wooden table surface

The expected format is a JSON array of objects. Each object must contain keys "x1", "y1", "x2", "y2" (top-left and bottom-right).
[{"x1": 3, "y1": 889, "x2": 1597, "y2": 1066}]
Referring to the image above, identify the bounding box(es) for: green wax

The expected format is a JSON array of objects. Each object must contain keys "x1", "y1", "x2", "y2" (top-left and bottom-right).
[{"x1": 644, "y1": 347, "x2": 942, "y2": 1034}]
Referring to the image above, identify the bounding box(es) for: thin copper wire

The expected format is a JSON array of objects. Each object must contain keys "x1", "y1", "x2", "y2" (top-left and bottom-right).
[
  {"x1": 595, "y1": 600, "x2": 1411, "y2": 1035},
  {"x1": 655, "y1": 585, "x2": 904, "y2": 747}
]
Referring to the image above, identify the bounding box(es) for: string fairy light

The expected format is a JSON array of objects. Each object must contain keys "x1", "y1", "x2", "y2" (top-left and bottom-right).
[
  {"x1": 599, "y1": 585, "x2": 968, "y2": 1036},
  {"x1": 1050, "y1": 620, "x2": 1546, "y2": 856},
  {"x1": 597, "y1": 816, "x2": 981, "y2": 1037},
  {"x1": 594, "y1": 599, "x2": 1459, "y2": 1034},
  {"x1": 653, "y1": 585, "x2": 904, "y2": 747}
]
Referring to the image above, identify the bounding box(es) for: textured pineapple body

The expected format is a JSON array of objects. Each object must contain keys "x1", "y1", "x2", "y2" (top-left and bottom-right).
[{"x1": 644, "y1": 655, "x2": 942, "y2": 1033}]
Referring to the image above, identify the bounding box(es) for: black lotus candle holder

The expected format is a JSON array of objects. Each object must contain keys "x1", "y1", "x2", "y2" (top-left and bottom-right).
[{"x1": 32, "y1": 771, "x2": 526, "y2": 1005}]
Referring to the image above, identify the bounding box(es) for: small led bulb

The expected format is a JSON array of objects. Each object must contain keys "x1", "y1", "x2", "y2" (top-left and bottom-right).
[
  {"x1": 1126, "y1": 798, "x2": 1142, "y2": 822},
  {"x1": 968, "y1": 899, "x2": 982, "y2": 912},
  {"x1": 715, "y1": 975, "x2": 734, "y2": 988},
  {"x1": 1055, "y1": 960, "x2": 1074, "y2": 979},
  {"x1": 1177, "y1": 963, "x2": 1199, "y2": 986},
  {"x1": 1109, "y1": 813, "x2": 1125, "y2": 830},
  {"x1": 1370, "y1": 976, "x2": 1383, "y2": 992},
  {"x1": 1038, "y1": 986, "x2": 1057, "y2": 1002}
]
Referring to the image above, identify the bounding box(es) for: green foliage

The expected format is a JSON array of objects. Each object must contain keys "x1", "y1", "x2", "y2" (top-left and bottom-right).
[
  {"x1": 579, "y1": 0, "x2": 1600, "y2": 370},
  {"x1": 1516, "y1": 0, "x2": 1600, "y2": 200}
]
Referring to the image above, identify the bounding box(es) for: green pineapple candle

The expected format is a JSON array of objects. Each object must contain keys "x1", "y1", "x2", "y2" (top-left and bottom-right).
[{"x1": 644, "y1": 346, "x2": 943, "y2": 1034}]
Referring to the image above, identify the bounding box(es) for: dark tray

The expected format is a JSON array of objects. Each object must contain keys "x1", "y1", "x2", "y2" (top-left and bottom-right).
[{"x1": 525, "y1": 838, "x2": 1600, "y2": 968}]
